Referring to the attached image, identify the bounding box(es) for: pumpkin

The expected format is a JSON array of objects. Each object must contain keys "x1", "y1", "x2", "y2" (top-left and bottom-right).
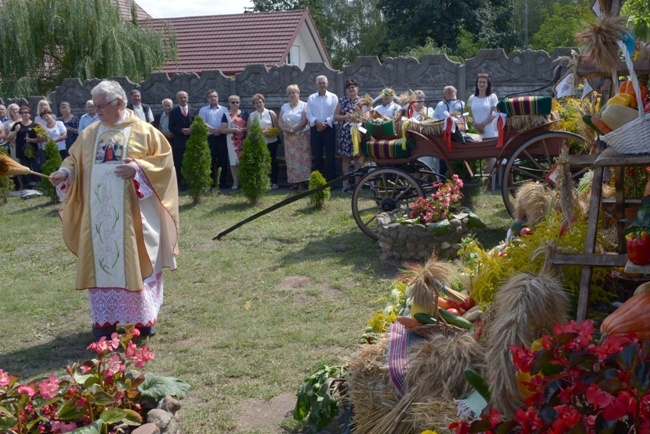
[
  {"x1": 601, "y1": 291, "x2": 650, "y2": 339},
  {"x1": 634, "y1": 281, "x2": 650, "y2": 296},
  {"x1": 619, "y1": 81, "x2": 648, "y2": 108}
]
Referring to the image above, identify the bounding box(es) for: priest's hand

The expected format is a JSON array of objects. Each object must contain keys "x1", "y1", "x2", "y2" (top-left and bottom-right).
[
  {"x1": 115, "y1": 159, "x2": 136, "y2": 179},
  {"x1": 50, "y1": 171, "x2": 67, "y2": 186}
]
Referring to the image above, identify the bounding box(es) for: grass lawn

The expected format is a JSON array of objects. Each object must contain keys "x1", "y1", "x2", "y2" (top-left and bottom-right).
[{"x1": 0, "y1": 187, "x2": 510, "y2": 433}]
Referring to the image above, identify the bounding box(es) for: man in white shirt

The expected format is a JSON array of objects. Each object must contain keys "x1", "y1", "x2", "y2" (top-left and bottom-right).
[
  {"x1": 155, "y1": 98, "x2": 174, "y2": 140},
  {"x1": 198, "y1": 89, "x2": 229, "y2": 189},
  {"x1": 78, "y1": 100, "x2": 99, "y2": 133},
  {"x1": 433, "y1": 86, "x2": 465, "y2": 120},
  {"x1": 373, "y1": 88, "x2": 400, "y2": 118},
  {"x1": 127, "y1": 89, "x2": 154, "y2": 123},
  {"x1": 306, "y1": 75, "x2": 339, "y2": 181}
]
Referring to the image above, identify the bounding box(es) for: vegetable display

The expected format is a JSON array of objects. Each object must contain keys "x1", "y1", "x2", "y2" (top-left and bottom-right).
[{"x1": 600, "y1": 291, "x2": 650, "y2": 339}]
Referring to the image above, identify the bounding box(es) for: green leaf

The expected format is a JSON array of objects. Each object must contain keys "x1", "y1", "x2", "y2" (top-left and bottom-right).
[
  {"x1": 121, "y1": 408, "x2": 143, "y2": 426},
  {"x1": 99, "y1": 408, "x2": 128, "y2": 425},
  {"x1": 632, "y1": 361, "x2": 650, "y2": 393},
  {"x1": 426, "y1": 218, "x2": 451, "y2": 234},
  {"x1": 138, "y1": 374, "x2": 191, "y2": 404},
  {"x1": 57, "y1": 400, "x2": 87, "y2": 420},
  {"x1": 618, "y1": 343, "x2": 638, "y2": 369},
  {"x1": 597, "y1": 377, "x2": 624, "y2": 394},
  {"x1": 0, "y1": 405, "x2": 13, "y2": 417},
  {"x1": 467, "y1": 211, "x2": 486, "y2": 228},
  {"x1": 93, "y1": 391, "x2": 116, "y2": 406},
  {"x1": 69, "y1": 419, "x2": 104, "y2": 434},
  {"x1": 0, "y1": 415, "x2": 18, "y2": 429}
]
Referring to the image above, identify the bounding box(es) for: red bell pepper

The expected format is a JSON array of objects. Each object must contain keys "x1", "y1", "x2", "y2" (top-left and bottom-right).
[
  {"x1": 627, "y1": 233, "x2": 650, "y2": 265},
  {"x1": 644, "y1": 97, "x2": 650, "y2": 114}
]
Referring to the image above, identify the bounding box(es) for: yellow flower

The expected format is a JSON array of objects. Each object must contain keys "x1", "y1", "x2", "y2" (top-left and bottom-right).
[{"x1": 420, "y1": 430, "x2": 437, "y2": 434}]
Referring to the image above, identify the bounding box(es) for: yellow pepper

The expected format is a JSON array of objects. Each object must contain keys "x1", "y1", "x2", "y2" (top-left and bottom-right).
[{"x1": 607, "y1": 92, "x2": 635, "y2": 107}]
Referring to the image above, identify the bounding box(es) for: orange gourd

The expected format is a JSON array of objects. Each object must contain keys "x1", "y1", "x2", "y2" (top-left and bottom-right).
[
  {"x1": 619, "y1": 81, "x2": 648, "y2": 108},
  {"x1": 601, "y1": 291, "x2": 650, "y2": 339}
]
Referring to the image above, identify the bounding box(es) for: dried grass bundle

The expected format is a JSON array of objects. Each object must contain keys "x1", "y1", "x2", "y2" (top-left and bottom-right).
[
  {"x1": 554, "y1": 49, "x2": 581, "y2": 84},
  {"x1": 358, "y1": 93, "x2": 374, "y2": 107},
  {"x1": 555, "y1": 149, "x2": 576, "y2": 225},
  {"x1": 0, "y1": 153, "x2": 49, "y2": 180},
  {"x1": 484, "y1": 272, "x2": 568, "y2": 416},
  {"x1": 406, "y1": 332, "x2": 485, "y2": 399},
  {"x1": 577, "y1": 16, "x2": 629, "y2": 72},
  {"x1": 348, "y1": 331, "x2": 484, "y2": 434},
  {"x1": 407, "y1": 397, "x2": 460, "y2": 433},
  {"x1": 407, "y1": 119, "x2": 445, "y2": 136},
  {"x1": 637, "y1": 41, "x2": 650, "y2": 62},
  {"x1": 506, "y1": 115, "x2": 549, "y2": 130},
  {"x1": 513, "y1": 181, "x2": 554, "y2": 225},
  {"x1": 405, "y1": 259, "x2": 454, "y2": 316},
  {"x1": 398, "y1": 90, "x2": 416, "y2": 106}
]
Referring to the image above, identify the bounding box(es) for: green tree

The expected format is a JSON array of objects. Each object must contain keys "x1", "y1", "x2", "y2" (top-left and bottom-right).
[
  {"x1": 239, "y1": 119, "x2": 271, "y2": 205},
  {"x1": 0, "y1": 0, "x2": 176, "y2": 96},
  {"x1": 38, "y1": 139, "x2": 63, "y2": 202},
  {"x1": 377, "y1": 0, "x2": 516, "y2": 58},
  {"x1": 308, "y1": 170, "x2": 330, "y2": 209},
  {"x1": 530, "y1": 0, "x2": 593, "y2": 52},
  {"x1": 622, "y1": 0, "x2": 650, "y2": 40},
  {"x1": 181, "y1": 116, "x2": 211, "y2": 204}
]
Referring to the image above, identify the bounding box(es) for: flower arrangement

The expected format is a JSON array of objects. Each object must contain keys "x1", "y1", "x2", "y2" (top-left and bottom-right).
[
  {"x1": 262, "y1": 127, "x2": 281, "y2": 138},
  {"x1": 23, "y1": 124, "x2": 48, "y2": 160},
  {"x1": 406, "y1": 174, "x2": 463, "y2": 224},
  {"x1": 610, "y1": 166, "x2": 650, "y2": 199},
  {"x1": 0, "y1": 325, "x2": 189, "y2": 434},
  {"x1": 451, "y1": 320, "x2": 650, "y2": 433}
]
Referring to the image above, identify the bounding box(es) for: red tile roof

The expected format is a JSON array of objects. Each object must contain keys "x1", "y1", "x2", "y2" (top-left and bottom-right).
[
  {"x1": 115, "y1": 0, "x2": 151, "y2": 22},
  {"x1": 145, "y1": 9, "x2": 330, "y2": 75}
]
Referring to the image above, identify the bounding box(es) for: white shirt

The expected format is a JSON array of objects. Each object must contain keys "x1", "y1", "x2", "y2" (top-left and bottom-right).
[
  {"x1": 159, "y1": 111, "x2": 171, "y2": 134},
  {"x1": 306, "y1": 91, "x2": 338, "y2": 127},
  {"x1": 79, "y1": 113, "x2": 99, "y2": 133},
  {"x1": 132, "y1": 104, "x2": 154, "y2": 123},
  {"x1": 468, "y1": 94, "x2": 499, "y2": 138},
  {"x1": 374, "y1": 102, "x2": 400, "y2": 118},
  {"x1": 433, "y1": 99, "x2": 465, "y2": 120},
  {"x1": 45, "y1": 121, "x2": 67, "y2": 150},
  {"x1": 198, "y1": 104, "x2": 227, "y2": 131}
]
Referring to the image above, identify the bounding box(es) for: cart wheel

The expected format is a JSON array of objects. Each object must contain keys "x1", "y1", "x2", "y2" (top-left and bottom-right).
[
  {"x1": 352, "y1": 167, "x2": 425, "y2": 240},
  {"x1": 501, "y1": 131, "x2": 587, "y2": 217},
  {"x1": 406, "y1": 159, "x2": 445, "y2": 195}
]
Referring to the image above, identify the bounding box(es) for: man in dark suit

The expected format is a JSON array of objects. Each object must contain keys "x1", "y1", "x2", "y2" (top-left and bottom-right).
[{"x1": 168, "y1": 91, "x2": 197, "y2": 189}]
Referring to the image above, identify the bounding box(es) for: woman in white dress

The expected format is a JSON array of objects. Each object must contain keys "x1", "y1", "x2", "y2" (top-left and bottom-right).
[
  {"x1": 249, "y1": 94, "x2": 280, "y2": 189},
  {"x1": 467, "y1": 73, "x2": 499, "y2": 178}
]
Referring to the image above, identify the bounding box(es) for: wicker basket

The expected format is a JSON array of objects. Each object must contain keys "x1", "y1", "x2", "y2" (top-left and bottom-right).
[{"x1": 601, "y1": 44, "x2": 650, "y2": 154}]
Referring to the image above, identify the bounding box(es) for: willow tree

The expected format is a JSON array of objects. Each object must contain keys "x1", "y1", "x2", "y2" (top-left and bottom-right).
[{"x1": 0, "y1": 0, "x2": 176, "y2": 97}]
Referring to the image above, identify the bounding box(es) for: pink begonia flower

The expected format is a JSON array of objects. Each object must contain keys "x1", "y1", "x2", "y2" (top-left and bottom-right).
[
  {"x1": 51, "y1": 420, "x2": 78, "y2": 433},
  {"x1": 17, "y1": 385, "x2": 36, "y2": 397},
  {"x1": 79, "y1": 365, "x2": 92, "y2": 374},
  {"x1": 39, "y1": 374, "x2": 60, "y2": 400},
  {"x1": 0, "y1": 369, "x2": 10, "y2": 387}
]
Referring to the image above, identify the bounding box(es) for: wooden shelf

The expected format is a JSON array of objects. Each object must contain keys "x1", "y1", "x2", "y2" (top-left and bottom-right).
[
  {"x1": 577, "y1": 60, "x2": 650, "y2": 78},
  {"x1": 594, "y1": 147, "x2": 650, "y2": 167}
]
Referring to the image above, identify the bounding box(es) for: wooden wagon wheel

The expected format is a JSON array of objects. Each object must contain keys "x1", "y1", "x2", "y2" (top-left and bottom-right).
[
  {"x1": 501, "y1": 131, "x2": 588, "y2": 217},
  {"x1": 351, "y1": 167, "x2": 425, "y2": 240}
]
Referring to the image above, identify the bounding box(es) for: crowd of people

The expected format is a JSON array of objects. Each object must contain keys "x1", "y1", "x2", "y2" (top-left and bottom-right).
[{"x1": 0, "y1": 72, "x2": 498, "y2": 192}]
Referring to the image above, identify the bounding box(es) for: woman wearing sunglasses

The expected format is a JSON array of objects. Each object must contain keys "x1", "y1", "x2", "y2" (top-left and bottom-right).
[
  {"x1": 7, "y1": 107, "x2": 40, "y2": 188},
  {"x1": 220, "y1": 96, "x2": 248, "y2": 191}
]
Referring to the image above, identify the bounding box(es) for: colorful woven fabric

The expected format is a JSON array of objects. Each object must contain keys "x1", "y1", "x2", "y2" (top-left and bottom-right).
[
  {"x1": 366, "y1": 119, "x2": 396, "y2": 138},
  {"x1": 387, "y1": 322, "x2": 424, "y2": 397},
  {"x1": 497, "y1": 96, "x2": 552, "y2": 116},
  {"x1": 361, "y1": 138, "x2": 415, "y2": 159}
]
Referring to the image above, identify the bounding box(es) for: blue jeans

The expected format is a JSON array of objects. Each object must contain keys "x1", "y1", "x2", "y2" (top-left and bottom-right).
[{"x1": 310, "y1": 125, "x2": 336, "y2": 181}]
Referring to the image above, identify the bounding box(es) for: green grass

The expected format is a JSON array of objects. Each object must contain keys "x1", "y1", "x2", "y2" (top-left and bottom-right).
[{"x1": 0, "y1": 188, "x2": 510, "y2": 433}]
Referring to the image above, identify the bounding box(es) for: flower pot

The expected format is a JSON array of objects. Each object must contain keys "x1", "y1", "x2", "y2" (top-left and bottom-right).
[{"x1": 376, "y1": 212, "x2": 470, "y2": 263}]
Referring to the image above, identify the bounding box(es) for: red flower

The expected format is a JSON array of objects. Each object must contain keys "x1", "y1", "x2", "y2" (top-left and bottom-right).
[
  {"x1": 603, "y1": 395, "x2": 630, "y2": 420},
  {"x1": 586, "y1": 384, "x2": 613, "y2": 408},
  {"x1": 449, "y1": 421, "x2": 470, "y2": 434}
]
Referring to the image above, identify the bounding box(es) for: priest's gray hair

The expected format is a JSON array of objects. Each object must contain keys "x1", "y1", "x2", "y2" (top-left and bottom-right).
[{"x1": 91, "y1": 80, "x2": 127, "y2": 106}]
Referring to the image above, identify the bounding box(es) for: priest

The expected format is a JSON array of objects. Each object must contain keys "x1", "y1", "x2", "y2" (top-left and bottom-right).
[{"x1": 50, "y1": 80, "x2": 179, "y2": 340}]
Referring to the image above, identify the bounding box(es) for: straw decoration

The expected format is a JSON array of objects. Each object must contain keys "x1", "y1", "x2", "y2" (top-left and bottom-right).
[
  {"x1": 577, "y1": 15, "x2": 629, "y2": 73},
  {"x1": 0, "y1": 153, "x2": 50, "y2": 180},
  {"x1": 358, "y1": 93, "x2": 374, "y2": 108}
]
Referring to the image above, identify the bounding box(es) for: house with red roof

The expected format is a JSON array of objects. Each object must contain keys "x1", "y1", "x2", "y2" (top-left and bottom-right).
[{"x1": 144, "y1": 9, "x2": 332, "y2": 76}]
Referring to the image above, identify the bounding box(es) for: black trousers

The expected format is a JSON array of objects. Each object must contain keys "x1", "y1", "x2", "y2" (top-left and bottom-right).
[
  {"x1": 310, "y1": 125, "x2": 336, "y2": 181},
  {"x1": 209, "y1": 135, "x2": 229, "y2": 188},
  {"x1": 268, "y1": 139, "x2": 279, "y2": 184},
  {"x1": 172, "y1": 138, "x2": 187, "y2": 186}
]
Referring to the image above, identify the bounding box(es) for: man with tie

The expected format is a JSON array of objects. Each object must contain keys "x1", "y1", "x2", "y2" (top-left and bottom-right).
[
  {"x1": 198, "y1": 89, "x2": 228, "y2": 189},
  {"x1": 168, "y1": 91, "x2": 196, "y2": 189}
]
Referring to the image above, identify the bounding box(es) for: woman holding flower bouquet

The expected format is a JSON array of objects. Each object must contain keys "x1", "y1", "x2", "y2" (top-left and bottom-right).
[
  {"x1": 249, "y1": 94, "x2": 280, "y2": 189},
  {"x1": 334, "y1": 79, "x2": 363, "y2": 191},
  {"x1": 279, "y1": 84, "x2": 310, "y2": 190},
  {"x1": 7, "y1": 106, "x2": 42, "y2": 187}
]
